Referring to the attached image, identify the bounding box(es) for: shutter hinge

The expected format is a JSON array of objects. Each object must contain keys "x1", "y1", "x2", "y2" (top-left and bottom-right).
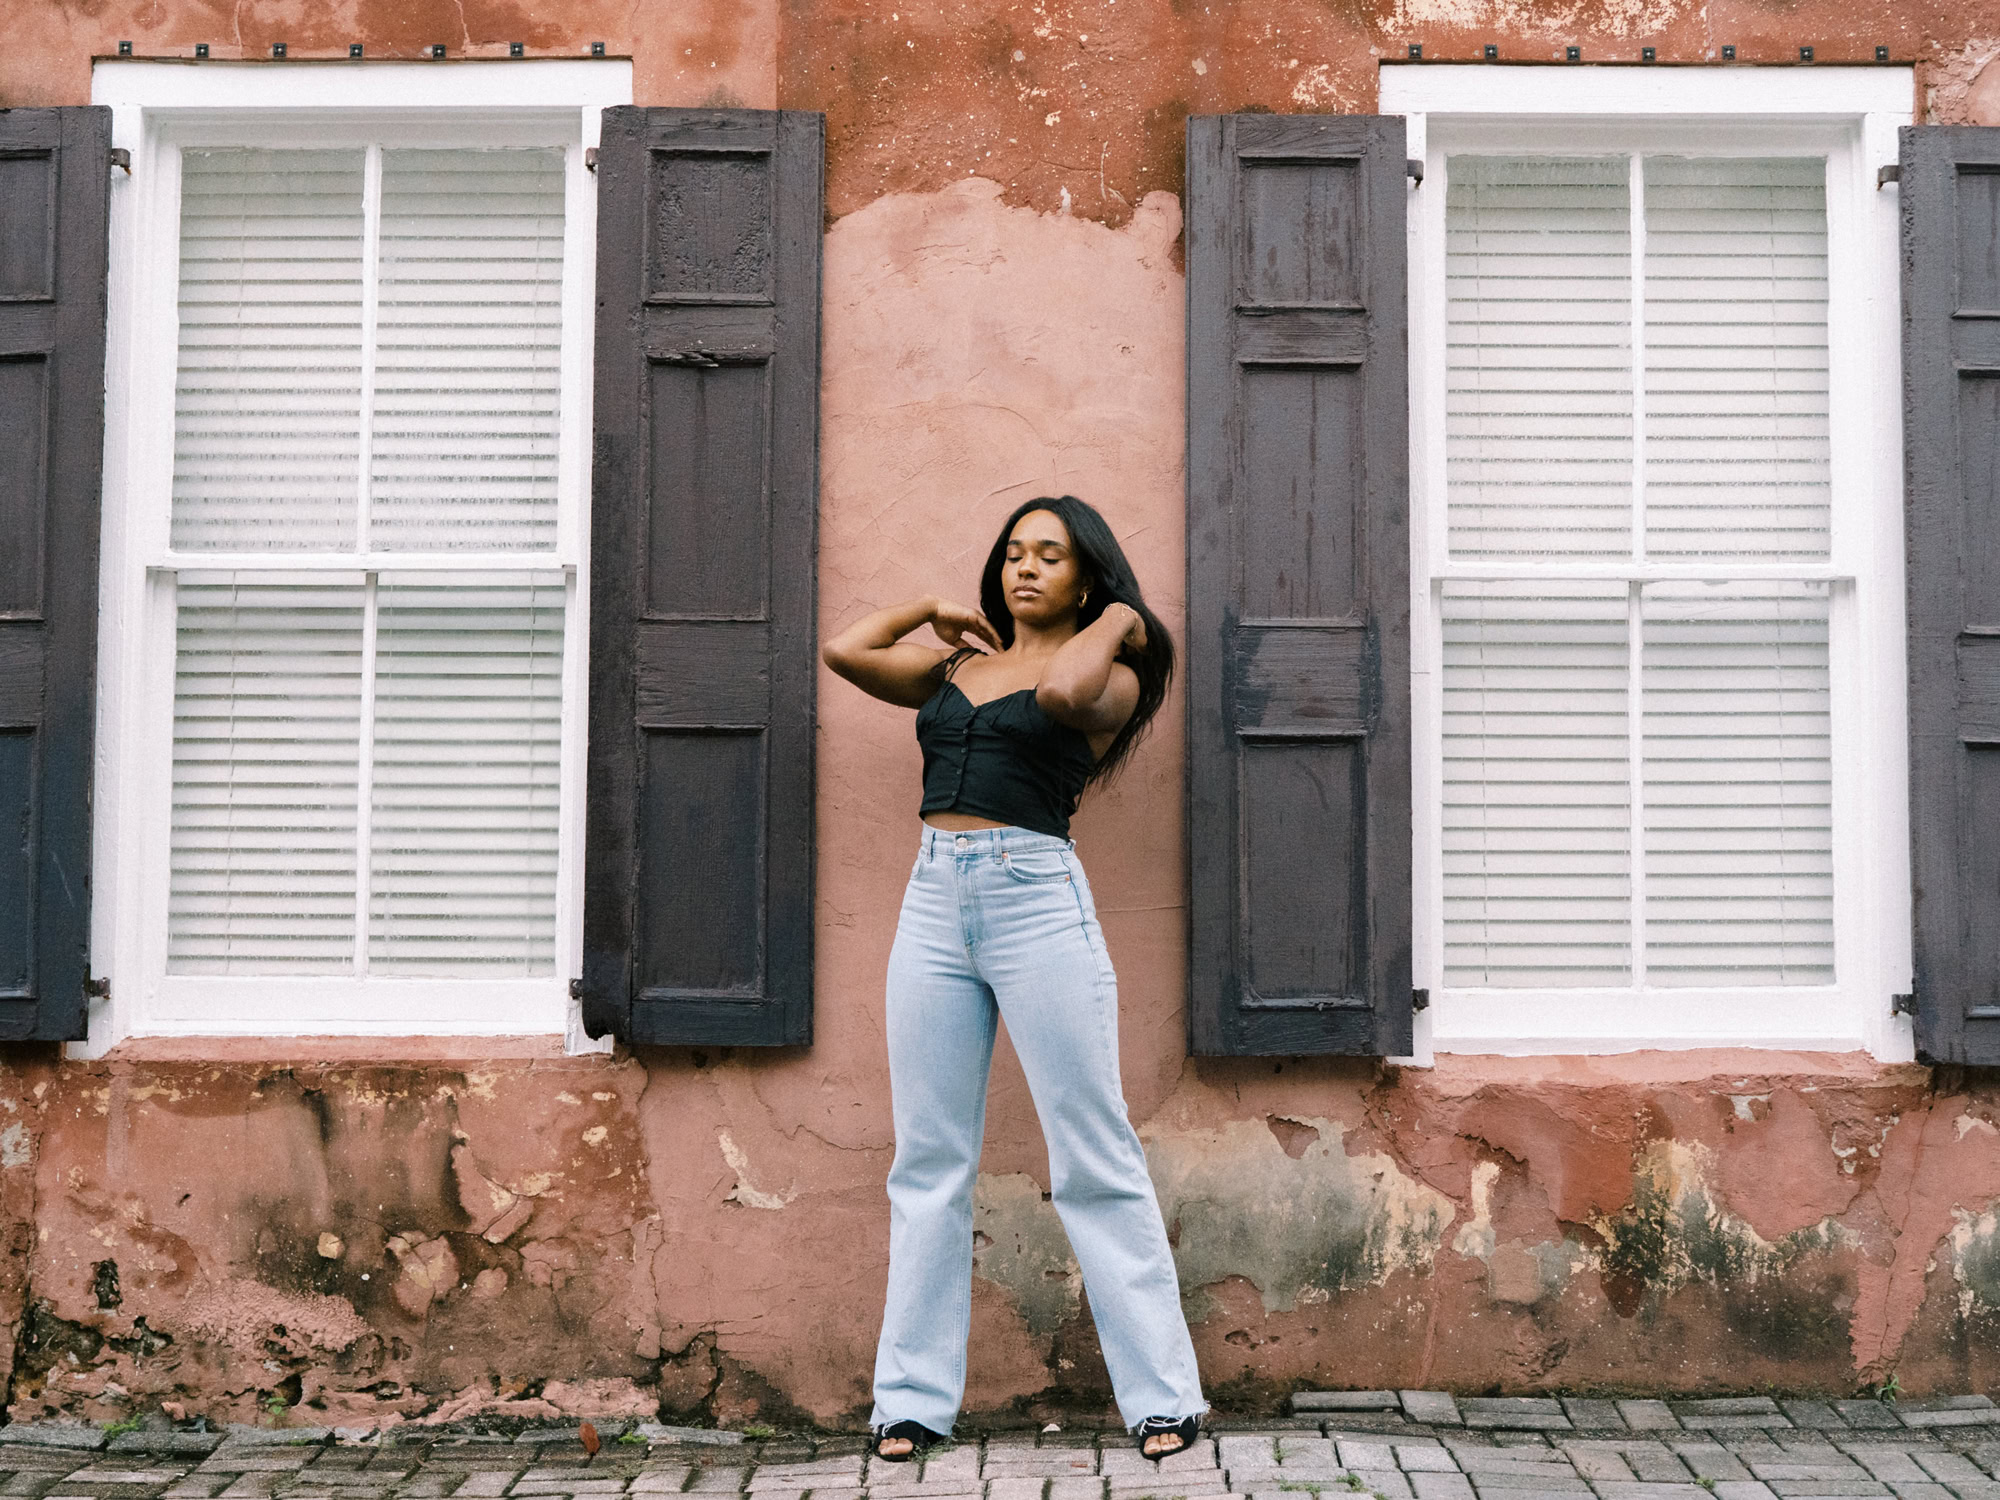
[
  {"x1": 1406, "y1": 158, "x2": 1425, "y2": 186},
  {"x1": 569, "y1": 977, "x2": 585, "y2": 1000},
  {"x1": 584, "y1": 146, "x2": 599, "y2": 173},
  {"x1": 84, "y1": 977, "x2": 110, "y2": 1001},
  {"x1": 1892, "y1": 991, "x2": 1917, "y2": 1017},
  {"x1": 1877, "y1": 164, "x2": 1901, "y2": 189},
  {"x1": 1412, "y1": 987, "x2": 1430, "y2": 1011},
  {"x1": 109, "y1": 148, "x2": 131, "y2": 175}
]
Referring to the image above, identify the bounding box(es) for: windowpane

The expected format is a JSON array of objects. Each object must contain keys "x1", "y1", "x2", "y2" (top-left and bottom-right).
[
  {"x1": 1443, "y1": 582, "x2": 1632, "y2": 986},
  {"x1": 370, "y1": 149, "x2": 567, "y2": 551},
  {"x1": 1439, "y1": 152, "x2": 1839, "y2": 996},
  {"x1": 167, "y1": 575, "x2": 566, "y2": 977},
  {"x1": 1642, "y1": 582, "x2": 1833, "y2": 984},
  {"x1": 172, "y1": 150, "x2": 365, "y2": 552},
  {"x1": 1446, "y1": 157, "x2": 1632, "y2": 559},
  {"x1": 1644, "y1": 157, "x2": 1830, "y2": 559},
  {"x1": 368, "y1": 576, "x2": 564, "y2": 973},
  {"x1": 162, "y1": 144, "x2": 574, "y2": 989},
  {"x1": 169, "y1": 576, "x2": 364, "y2": 973}
]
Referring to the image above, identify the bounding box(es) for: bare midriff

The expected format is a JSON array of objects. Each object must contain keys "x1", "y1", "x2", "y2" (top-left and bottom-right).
[{"x1": 921, "y1": 811, "x2": 1012, "y2": 831}]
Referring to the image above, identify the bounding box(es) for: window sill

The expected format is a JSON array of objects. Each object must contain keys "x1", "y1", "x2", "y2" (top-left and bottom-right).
[
  {"x1": 1410, "y1": 1047, "x2": 1928, "y2": 1089},
  {"x1": 1418, "y1": 988, "x2": 1915, "y2": 1063},
  {"x1": 69, "y1": 1033, "x2": 598, "y2": 1065}
]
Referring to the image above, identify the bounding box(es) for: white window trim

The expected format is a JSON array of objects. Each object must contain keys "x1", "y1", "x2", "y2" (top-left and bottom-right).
[
  {"x1": 1382, "y1": 65, "x2": 1916, "y2": 1060},
  {"x1": 82, "y1": 61, "x2": 632, "y2": 1055}
]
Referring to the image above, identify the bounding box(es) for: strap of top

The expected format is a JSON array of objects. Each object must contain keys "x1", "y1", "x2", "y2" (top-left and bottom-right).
[{"x1": 940, "y1": 646, "x2": 980, "y2": 683}]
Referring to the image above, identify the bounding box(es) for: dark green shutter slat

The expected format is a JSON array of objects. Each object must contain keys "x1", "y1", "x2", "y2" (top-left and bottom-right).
[
  {"x1": 1903, "y1": 125, "x2": 2000, "y2": 1065},
  {"x1": 583, "y1": 108, "x2": 822, "y2": 1046},
  {"x1": 1184, "y1": 114, "x2": 1412, "y2": 1057},
  {"x1": 0, "y1": 108, "x2": 111, "y2": 1043}
]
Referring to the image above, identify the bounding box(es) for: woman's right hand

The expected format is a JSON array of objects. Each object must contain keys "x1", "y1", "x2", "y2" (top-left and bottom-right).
[
  {"x1": 931, "y1": 598, "x2": 1002, "y2": 654},
  {"x1": 824, "y1": 595, "x2": 995, "y2": 709}
]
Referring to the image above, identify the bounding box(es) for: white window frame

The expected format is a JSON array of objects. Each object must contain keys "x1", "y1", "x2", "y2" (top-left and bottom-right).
[
  {"x1": 1382, "y1": 65, "x2": 1916, "y2": 1059},
  {"x1": 84, "y1": 61, "x2": 632, "y2": 1053}
]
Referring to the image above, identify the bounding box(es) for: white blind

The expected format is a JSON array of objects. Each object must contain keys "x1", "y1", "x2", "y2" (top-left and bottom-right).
[
  {"x1": 371, "y1": 150, "x2": 566, "y2": 551},
  {"x1": 1644, "y1": 158, "x2": 1830, "y2": 559},
  {"x1": 173, "y1": 150, "x2": 365, "y2": 552},
  {"x1": 1446, "y1": 157, "x2": 1632, "y2": 559},
  {"x1": 170, "y1": 578, "x2": 363, "y2": 973},
  {"x1": 1642, "y1": 582, "x2": 1833, "y2": 984},
  {"x1": 169, "y1": 576, "x2": 563, "y2": 975},
  {"x1": 164, "y1": 146, "x2": 571, "y2": 983},
  {"x1": 369, "y1": 577, "x2": 564, "y2": 972},
  {"x1": 1441, "y1": 153, "x2": 1836, "y2": 993},
  {"x1": 1443, "y1": 583, "x2": 1631, "y2": 986}
]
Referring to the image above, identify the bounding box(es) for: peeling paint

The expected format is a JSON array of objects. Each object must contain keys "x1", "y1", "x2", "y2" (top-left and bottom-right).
[
  {"x1": 1925, "y1": 39, "x2": 2000, "y2": 124},
  {"x1": 1948, "y1": 1204, "x2": 2000, "y2": 1321},
  {"x1": 386, "y1": 1234, "x2": 459, "y2": 1318},
  {"x1": 718, "y1": 1129, "x2": 796, "y2": 1211},
  {"x1": 4, "y1": 1047, "x2": 2000, "y2": 1420},
  {"x1": 971, "y1": 1173, "x2": 1080, "y2": 1337},
  {"x1": 1594, "y1": 1139, "x2": 1850, "y2": 1318},
  {"x1": 1288, "y1": 63, "x2": 1351, "y2": 112},
  {"x1": 1452, "y1": 1160, "x2": 1500, "y2": 1261},
  {"x1": 1487, "y1": 1237, "x2": 1589, "y2": 1308},
  {"x1": 1146, "y1": 1117, "x2": 1454, "y2": 1315},
  {"x1": 1383, "y1": 0, "x2": 1693, "y2": 39}
]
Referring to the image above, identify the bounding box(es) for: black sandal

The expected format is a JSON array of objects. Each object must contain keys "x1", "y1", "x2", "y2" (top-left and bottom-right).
[
  {"x1": 871, "y1": 1419, "x2": 945, "y2": 1463},
  {"x1": 1134, "y1": 1413, "x2": 1200, "y2": 1462}
]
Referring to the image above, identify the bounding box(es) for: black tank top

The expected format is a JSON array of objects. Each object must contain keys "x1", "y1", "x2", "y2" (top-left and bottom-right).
[{"x1": 915, "y1": 651, "x2": 1097, "y2": 839}]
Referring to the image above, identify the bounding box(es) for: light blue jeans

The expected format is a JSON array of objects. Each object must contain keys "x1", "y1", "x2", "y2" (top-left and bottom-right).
[{"x1": 870, "y1": 824, "x2": 1206, "y2": 1432}]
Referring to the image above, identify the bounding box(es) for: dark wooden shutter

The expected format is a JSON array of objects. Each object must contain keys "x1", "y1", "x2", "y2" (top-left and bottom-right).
[
  {"x1": 1903, "y1": 125, "x2": 2000, "y2": 1065},
  {"x1": 582, "y1": 108, "x2": 821, "y2": 1046},
  {"x1": 0, "y1": 109, "x2": 111, "y2": 1044},
  {"x1": 1185, "y1": 114, "x2": 1412, "y2": 1057}
]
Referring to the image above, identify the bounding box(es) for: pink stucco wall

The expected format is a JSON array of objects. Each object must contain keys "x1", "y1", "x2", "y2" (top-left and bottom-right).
[{"x1": 6, "y1": 0, "x2": 2000, "y2": 1432}]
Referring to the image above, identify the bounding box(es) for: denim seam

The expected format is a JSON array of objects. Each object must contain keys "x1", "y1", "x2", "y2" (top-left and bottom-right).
[
  {"x1": 1065, "y1": 866, "x2": 1122, "y2": 1086},
  {"x1": 1001, "y1": 853, "x2": 1072, "y2": 885},
  {"x1": 956, "y1": 851, "x2": 981, "y2": 956}
]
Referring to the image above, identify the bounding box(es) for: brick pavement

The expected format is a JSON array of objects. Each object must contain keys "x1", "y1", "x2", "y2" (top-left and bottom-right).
[{"x1": 5, "y1": 1393, "x2": 2000, "y2": 1500}]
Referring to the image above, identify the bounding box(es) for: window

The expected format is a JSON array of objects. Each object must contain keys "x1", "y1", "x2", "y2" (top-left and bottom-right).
[
  {"x1": 1444, "y1": 154, "x2": 1834, "y2": 986},
  {"x1": 1385, "y1": 67, "x2": 1915, "y2": 1055},
  {"x1": 169, "y1": 145, "x2": 569, "y2": 982},
  {"x1": 89, "y1": 63, "x2": 629, "y2": 1045}
]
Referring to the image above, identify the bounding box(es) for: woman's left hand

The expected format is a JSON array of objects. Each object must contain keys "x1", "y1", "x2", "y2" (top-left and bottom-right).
[{"x1": 1111, "y1": 603, "x2": 1147, "y2": 652}]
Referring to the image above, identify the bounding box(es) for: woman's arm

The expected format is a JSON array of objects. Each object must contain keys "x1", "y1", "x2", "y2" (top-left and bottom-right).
[
  {"x1": 1036, "y1": 604, "x2": 1144, "y2": 733},
  {"x1": 823, "y1": 596, "x2": 1001, "y2": 708}
]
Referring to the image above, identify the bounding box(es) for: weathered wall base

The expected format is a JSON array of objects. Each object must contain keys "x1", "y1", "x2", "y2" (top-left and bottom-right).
[{"x1": 4, "y1": 1045, "x2": 1997, "y2": 1429}]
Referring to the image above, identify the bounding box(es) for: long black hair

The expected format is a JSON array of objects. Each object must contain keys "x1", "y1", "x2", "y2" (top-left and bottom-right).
[{"x1": 977, "y1": 495, "x2": 1174, "y2": 787}]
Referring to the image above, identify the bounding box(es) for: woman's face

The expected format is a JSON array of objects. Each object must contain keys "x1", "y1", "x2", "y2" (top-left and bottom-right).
[{"x1": 1001, "y1": 509, "x2": 1089, "y2": 628}]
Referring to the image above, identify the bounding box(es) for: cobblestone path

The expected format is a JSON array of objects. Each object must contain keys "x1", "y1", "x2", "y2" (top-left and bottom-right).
[{"x1": 7, "y1": 1394, "x2": 2000, "y2": 1500}]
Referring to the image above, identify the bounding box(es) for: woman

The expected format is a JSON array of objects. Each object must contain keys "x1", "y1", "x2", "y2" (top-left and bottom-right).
[{"x1": 823, "y1": 496, "x2": 1206, "y2": 1465}]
